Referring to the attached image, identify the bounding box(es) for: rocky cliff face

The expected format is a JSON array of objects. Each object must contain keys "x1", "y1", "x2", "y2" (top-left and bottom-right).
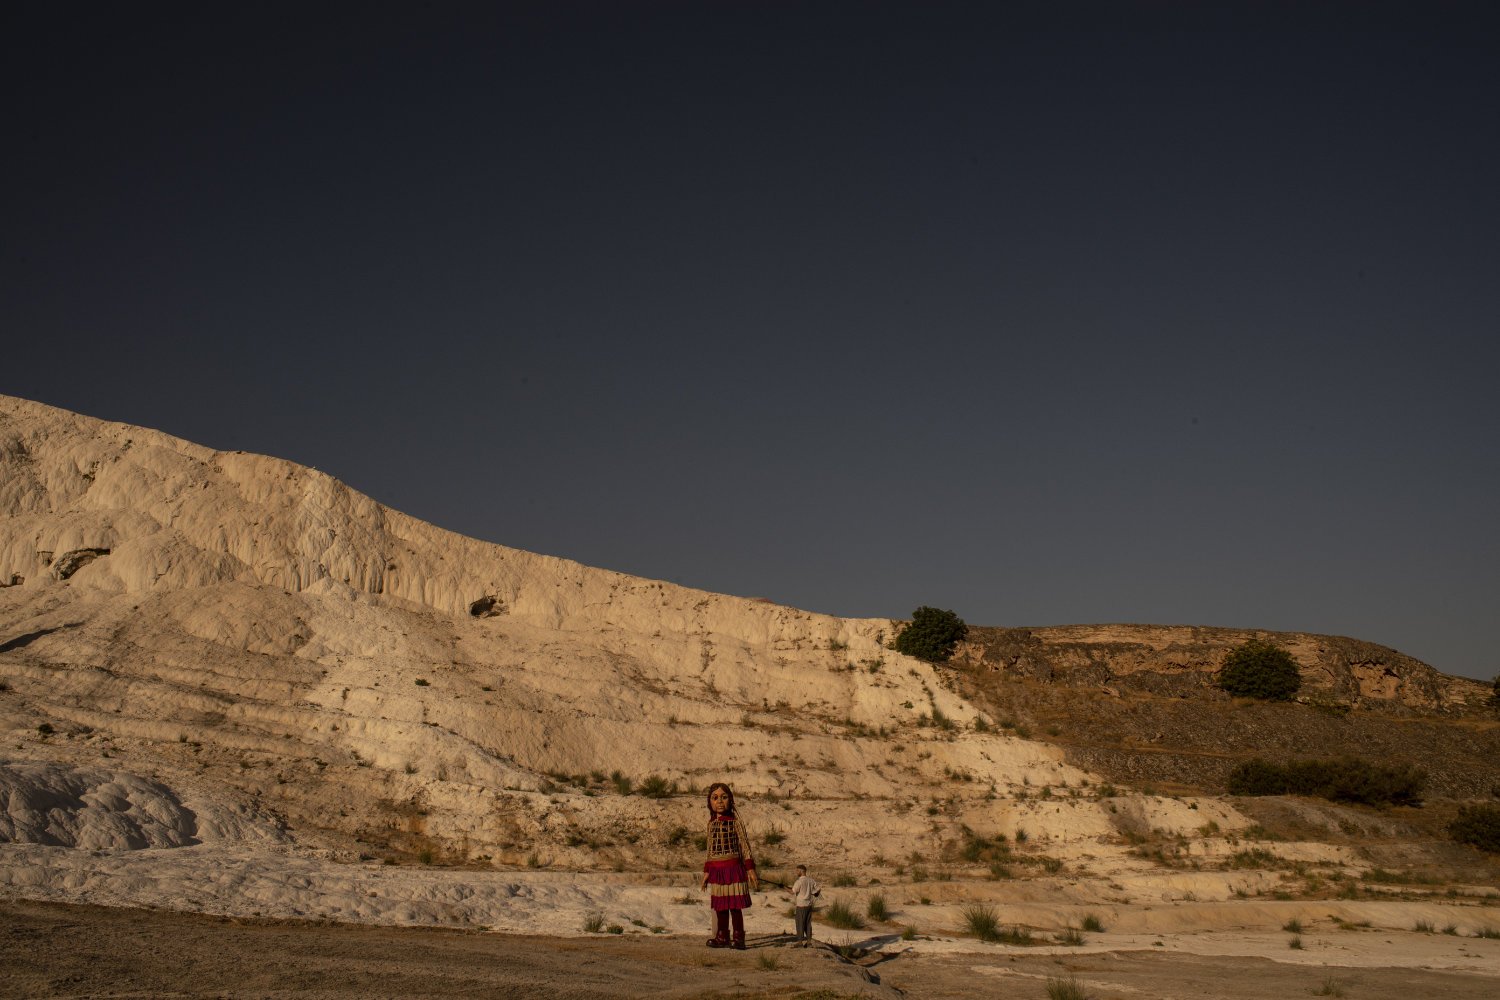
[
  {"x1": 3, "y1": 394, "x2": 1497, "y2": 927},
  {"x1": 0, "y1": 394, "x2": 1085, "y2": 869}
]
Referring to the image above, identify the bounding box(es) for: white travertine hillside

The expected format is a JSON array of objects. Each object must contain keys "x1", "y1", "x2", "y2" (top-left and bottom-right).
[{"x1": 0, "y1": 393, "x2": 1265, "y2": 929}]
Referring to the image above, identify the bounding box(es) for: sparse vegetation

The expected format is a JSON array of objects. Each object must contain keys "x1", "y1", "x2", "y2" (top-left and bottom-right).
[
  {"x1": 823, "y1": 899, "x2": 865, "y2": 930},
  {"x1": 962, "y1": 903, "x2": 1001, "y2": 942},
  {"x1": 1046, "y1": 976, "x2": 1088, "y2": 1000},
  {"x1": 582, "y1": 912, "x2": 605, "y2": 933},
  {"x1": 1226, "y1": 756, "x2": 1426, "y2": 806},
  {"x1": 413, "y1": 678, "x2": 429, "y2": 687},
  {"x1": 1215, "y1": 637, "x2": 1301, "y2": 700},
  {"x1": 866, "y1": 894, "x2": 888, "y2": 921},
  {"x1": 1056, "y1": 927, "x2": 1084, "y2": 945},
  {"x1": 637, "y1": 774, "x2": 675, "y2": 798},
  {"x1": 893, "y1": 606, "x2": 968, "y2": 663},
  {"x1": 1081, "y1": 913, "x2": 1105, "y2": 932},
  {"x1": 1283, "y1": 918, "x2": 1303, "y2": 933},
  {"x1": 1448, "y1": 804, "x2": 1500, "y2": 852},
  {"x1": 1314, "y1": 975, "x2": 1346, "y2": 997},
  {"x1": 757, "y1": 953, "x2": 778, "y2": 970},
  {"x1": 1287, "y1": 934, "x2": 1303, "y2": 949}
]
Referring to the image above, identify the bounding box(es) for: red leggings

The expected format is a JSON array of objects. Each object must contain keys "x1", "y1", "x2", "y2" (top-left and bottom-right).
[{"x1": 714, "y1": 908, "x2": 745, "y2": 942}]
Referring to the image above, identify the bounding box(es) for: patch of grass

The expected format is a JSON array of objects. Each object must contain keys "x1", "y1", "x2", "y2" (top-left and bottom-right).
[
  {"x1": 866, "y1": 894, "x2": 888, "y2": 921},
  {"x1": 1045, "y1": 975, "x2": 1088, "y2": 1000},
  {"x1": 823, "y1": 899, "x2": 866, "y2": 930},
  {"x1": 606, "y1": 924, "x2": 624, "y2": 934},
  {"x1": 417, "y1": 849, "x2": 434, "y2": 865},
  {"x1": 962, "y1": 903, "x2": 1001, "y2": 942},
  {"x1": 831, "y1": 872, "x2": 857, "y2": 887},
  {"x1": 413, "y1": 678, "x2": 429, "y2": 686},
  {"x1": 1474, "y1": 926, "x2": 1500, "y2": 939},
  {"x1": 1056, "y1": 927, "x2": 1084, "y2": 945},
  {"x1": 762, "y1": 827, "x2": 786, "y2": 846},
  {"x1": 637, "y1": 774, "x2": 675, "y2": 798},
  {"x1": 609, "y1": 771, "x2": 633, "y2": 796},
  {"x1": 1283, "y1": 918, "x2": 1303, "y2": 933},
  {"x1": 1313, "y1": 976, "x2": 1346, "y2": 997},
  {"x1": 1442, "y1": 923, "x2": 1459, "y2": 935},
  {"x1": 1081, "y1": 913, "x2": 1105, "y2": 933},
  {"x1": 901, "y1": 925, "x2": 917, "y2": 940},
  {"x1": 582, "y1": 912, "x2": 605, "y2": 933},
  {"x1": 1287, "y1": 935, "x2": 1303, "y2": 950},
  {"x1": 1227, "y1": 848, "x2": 1280, "y2": 869},
  {"x1": 757, "y1": 953, "x2": 778, "y2": 970}
]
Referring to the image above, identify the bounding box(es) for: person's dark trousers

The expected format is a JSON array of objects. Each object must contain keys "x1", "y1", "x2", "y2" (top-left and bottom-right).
[{"x1": 795, "y1": 906, "x2": 812, "y2": 941}]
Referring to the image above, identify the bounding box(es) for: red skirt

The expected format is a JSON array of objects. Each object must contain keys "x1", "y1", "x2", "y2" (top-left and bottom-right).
[{"x1": 704, "y1": 858, "x2": 752, "y2": 911}]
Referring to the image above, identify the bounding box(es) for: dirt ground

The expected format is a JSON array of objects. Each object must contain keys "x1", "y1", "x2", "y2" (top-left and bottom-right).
[{"x1": 4, "y1": 900, "x2": 1498, "y2": 1000}]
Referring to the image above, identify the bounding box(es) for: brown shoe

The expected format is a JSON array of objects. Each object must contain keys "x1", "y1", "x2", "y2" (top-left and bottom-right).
[
  {"x1": 732, "y1": 939, "x2": 746, "y2": 950},
  {"x1": 707, "y1": 937, "x2": 728, "y2": 948}
]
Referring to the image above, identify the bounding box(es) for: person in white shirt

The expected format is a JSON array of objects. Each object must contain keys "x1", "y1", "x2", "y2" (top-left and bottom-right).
[{"x1": 789, "y1": 864, "x2": 820, "y2": 944}]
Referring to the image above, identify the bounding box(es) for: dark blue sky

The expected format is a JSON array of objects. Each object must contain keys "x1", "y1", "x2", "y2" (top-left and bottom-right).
[{"x1": 5, "y1": 2, "x2": 1497, "y2": 680}]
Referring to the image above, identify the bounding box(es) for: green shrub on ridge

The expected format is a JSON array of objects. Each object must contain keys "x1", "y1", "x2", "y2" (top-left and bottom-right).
[
  {"x1": 1216, "y1": 638, "x2": 1302, "y2": 700},
  {"x1": 893, "y1": 607, "x2": 968, "y2": 663}
]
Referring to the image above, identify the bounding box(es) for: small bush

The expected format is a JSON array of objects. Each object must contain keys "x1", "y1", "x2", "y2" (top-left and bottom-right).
[
  {"x1": 962, "y1": 903, "x2": 1001, "y2": 942},
  {"x1": 582, "y1": 912, "x2": 605, "y2": 933},
  {"x1": 901, "y1": 924, "x2": 917, "y2": 940},
  {"x1": 1081, "y1": 913, "x2": 1105, "y2": 932},
  {"x1": 1283, "y1": 918, "x2": 1303, "y2": 933},
  {"x1": 610, "y1": 771, "x2": 633, "y2": 796},
  {"x1": 893, "y1": 606, "x2": 968, "y2": 663},
  {"x1": 1314, "y1": 977, "x2": 1346, "y2": 998},
  {"x1": 831, "y1": 872, "x2": 856, "y2": 887},
  {"x1": 1448, "y1": 804, "x2": 1500, "y2": 853},
  {"x1": 823, "y1": 899, "x2": 866, "y2": 929},
  {"x1": 1288, "y1": 935, "x2": 1303, "y2": 949},
  {"x1": 637, "y1": 774, "x2": 675, "y2": 798},
  {"x1": 757, "y1": 953, "x2": 778, "y2": 970},
  {"x1": 607, "y1": 924, "x2": 624, "y2": 934},
  {"x1": 1215, "y1": 638, "x2": 1301, "y2": 700},
  {"x1": 414, "y1": 678, "x2": 430, "y2": 687},
  {"x1": 1046, "y1": 977, "x2": 1088, "y2": 1000},
  {"x1": 866, "y1": 894, "x2": 888, "y2": 921},
  {"x1": 36, "y1": 722, "x2": 54, "y2": 736},
  {"x1": 1056, "y1": 927, "x2": 1084, "y2": 945},
  {"x1": 1226, "y1": 757, "x2": 1425, "y2": 806}
]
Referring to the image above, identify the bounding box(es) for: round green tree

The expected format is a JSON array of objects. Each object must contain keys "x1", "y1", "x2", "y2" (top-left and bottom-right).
[
  {"x1": 1216, "y1": 638, "x2": 1302, "y2": 701},
  {"x1": 893, "y1": 606, "x2": 968, "y2": 663}
]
